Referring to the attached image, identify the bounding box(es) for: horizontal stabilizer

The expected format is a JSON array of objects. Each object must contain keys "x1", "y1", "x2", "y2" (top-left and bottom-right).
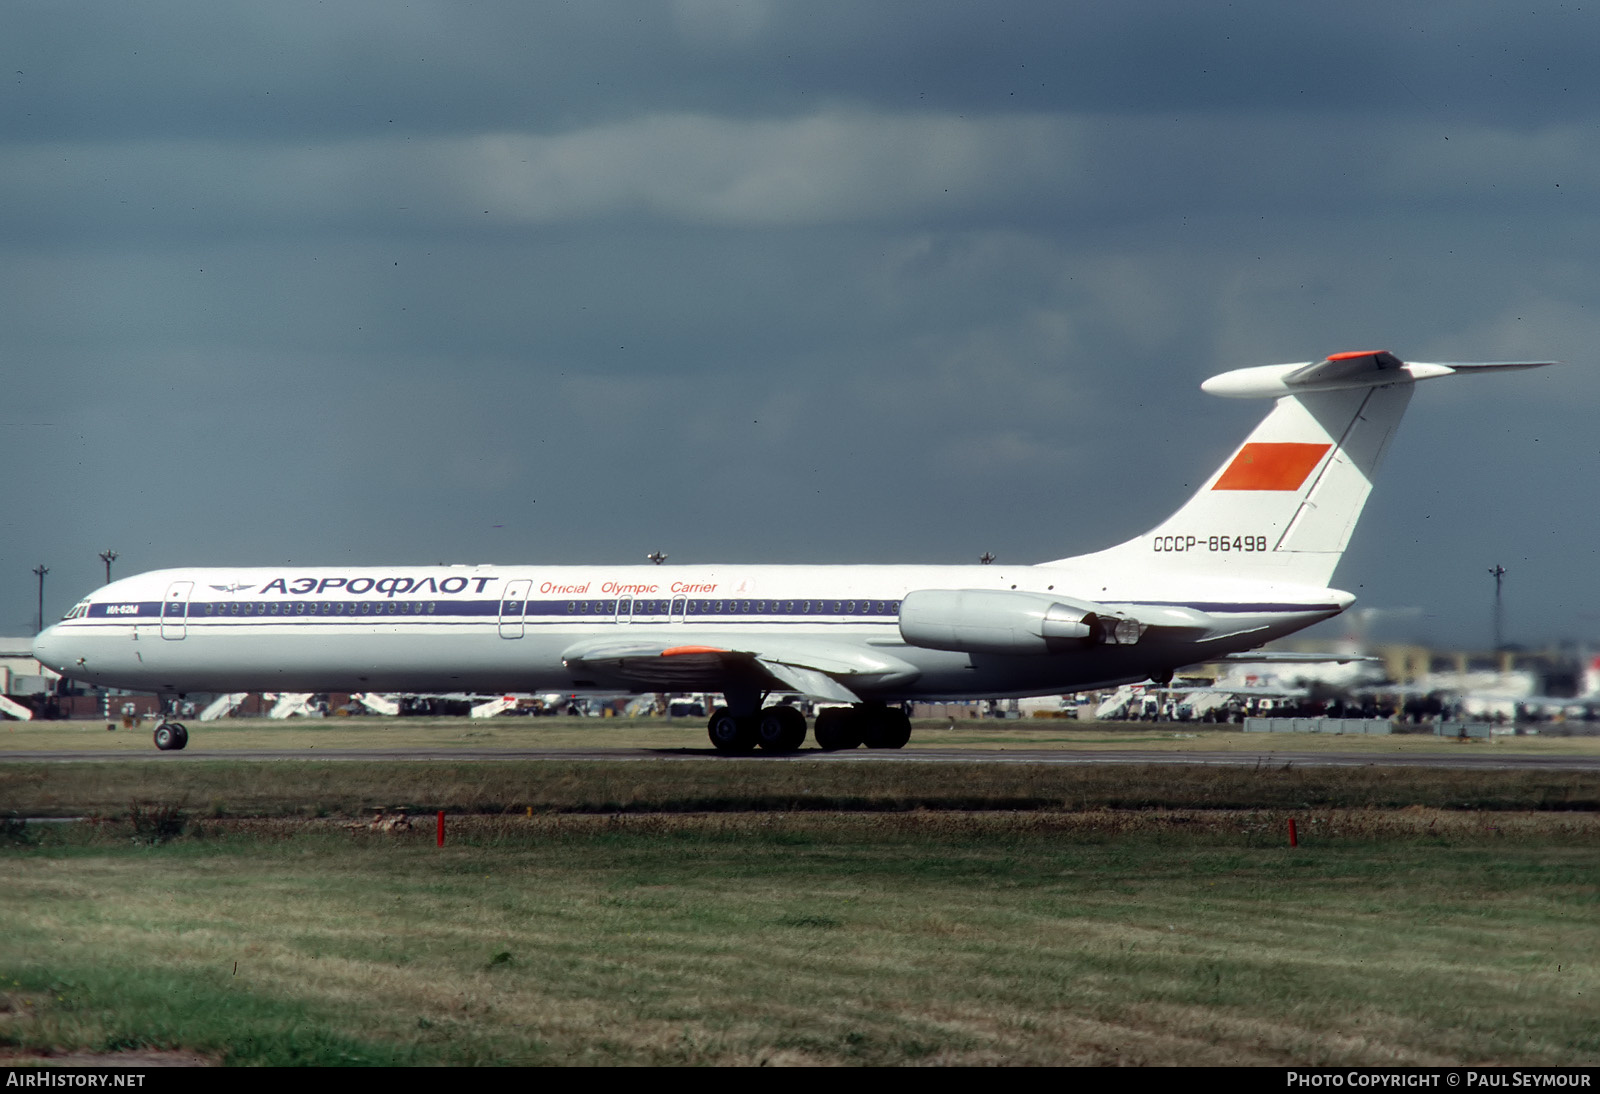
[{"x1": 1203, "y1": 352, "x2": 1555, "y2": 399}]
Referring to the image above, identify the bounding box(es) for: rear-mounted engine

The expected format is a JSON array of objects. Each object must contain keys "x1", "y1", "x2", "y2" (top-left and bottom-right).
[{"x1": 898, "y1": 589, "x2": 1140, "y2": 656}]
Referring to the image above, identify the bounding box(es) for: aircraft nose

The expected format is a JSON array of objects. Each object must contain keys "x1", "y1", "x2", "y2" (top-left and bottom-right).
[{"x1": 31, "y1": 625, "x2": 71, "y2": 674}]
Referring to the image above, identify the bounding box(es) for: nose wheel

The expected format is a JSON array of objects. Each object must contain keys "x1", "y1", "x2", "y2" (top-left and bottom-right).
[{"x1": 153, "y1": 722, "x2": 189, "y2": 751}]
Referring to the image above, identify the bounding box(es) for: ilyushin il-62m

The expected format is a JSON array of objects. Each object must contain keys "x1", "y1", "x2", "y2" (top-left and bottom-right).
[{"x1": 32, "y1": 351, "x2": 1551, "y2": 753}]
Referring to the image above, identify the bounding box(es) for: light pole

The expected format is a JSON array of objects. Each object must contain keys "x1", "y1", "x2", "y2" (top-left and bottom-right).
[
  {"x1": 32, "y1": 565, "x2": 48, "y2": 635},
  {"x1": 99, "y1": 550, "x2": 118, "y2": 585},
  {"x1": 1488, "y1": 564, "x2": 1507, "y2": 651}
]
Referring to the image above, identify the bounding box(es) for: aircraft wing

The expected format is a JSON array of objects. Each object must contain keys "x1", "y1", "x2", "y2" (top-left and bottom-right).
[{"x1": 560, "y1": 635, "x2": 923, "y2": 704}]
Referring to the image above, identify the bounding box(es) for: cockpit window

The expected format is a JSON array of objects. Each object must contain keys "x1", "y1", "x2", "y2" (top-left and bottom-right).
[{"x1": 60, "y1": 601, "x2": 90, "y2": 621}]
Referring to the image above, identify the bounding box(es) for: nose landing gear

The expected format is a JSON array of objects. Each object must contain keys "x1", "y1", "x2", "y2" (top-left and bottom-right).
[{"x1": 153, "y1": 722, "x2": 189, "y2": 751}]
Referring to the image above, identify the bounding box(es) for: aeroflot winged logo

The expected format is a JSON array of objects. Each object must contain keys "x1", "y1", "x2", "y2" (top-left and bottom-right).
[{"x1": 1211, "y1": 442, "x2": 1330, "y2": 491}]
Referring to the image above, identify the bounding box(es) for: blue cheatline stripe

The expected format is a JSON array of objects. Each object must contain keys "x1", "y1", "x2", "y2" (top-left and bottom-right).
[
  {"x1": 94, "y1": 596, "x2": 909, "y2": 620},
  {"x1": 74, "y1": 596, "x2": 1336, "y2": 628}
]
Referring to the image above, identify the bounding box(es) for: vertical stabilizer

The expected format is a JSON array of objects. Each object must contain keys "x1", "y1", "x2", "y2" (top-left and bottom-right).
[{"x1": 1055, "y1": 352, "x2": 1553, "y2": 588}]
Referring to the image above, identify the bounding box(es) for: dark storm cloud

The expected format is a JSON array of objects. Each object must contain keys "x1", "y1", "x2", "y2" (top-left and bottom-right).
[
  {"x1": 1, "y1": 2, "x2": 1595, "y2": 644},
  {"x1": 6, "y1": 2, "x2": 1598, "y2": 142}
]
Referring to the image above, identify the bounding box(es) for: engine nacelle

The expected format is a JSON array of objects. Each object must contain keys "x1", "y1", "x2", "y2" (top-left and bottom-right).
[{"x1": 898, "y1": 589, "x2": 1114, "y2": 656}]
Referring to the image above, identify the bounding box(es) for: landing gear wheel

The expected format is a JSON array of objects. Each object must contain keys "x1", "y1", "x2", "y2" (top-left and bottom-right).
[
  {"x1": 813, "y1": 707, "x2": 863, "y2": 752},
  {"x1": 756, "y1": 706, "x2": 807, "y2": 752},
  {"x1": 707, "y1": 707, "x2": 757, "y2": 754},
  {"x1": 862, "y1": 707, "x2": 912, "y2": 750},
  {"x1": 152, "y1": 722, "x2": 189, "y2": 751}
]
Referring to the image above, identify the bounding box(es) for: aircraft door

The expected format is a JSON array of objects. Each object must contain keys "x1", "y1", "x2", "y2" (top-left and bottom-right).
[
  {"x1": 161, "y1": 580, "x2": 193, "y2": 640},
  {"x1": 671, "y1": 597, "x2": 686, "y2": 623},
  {"x1": 615, "y1": 596, "x2": 632, "y2": 624},
  {"x1": 499, "y1": 578, "x2": 531, "y2": 638}
]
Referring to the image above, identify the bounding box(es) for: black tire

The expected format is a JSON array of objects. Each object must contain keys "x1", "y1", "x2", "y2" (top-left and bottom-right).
[
  {"x1": 756, "y1": 706, "x2": 807, "y2": 752},
  {"x1": 707, "y1": 707, "x2": 757, "y2": 753},
  {"x1": 812, "y1": 707, "x2": 863, "y2": 751},
  {"x1": 863, "y1": 706, "x2": 912, "y2": 749},
  {"x1": 153, "y1": 724, "x2": 175, "y2": 751},
  {"x1": 777, "y1": 706, "x2": 808, "y2": 751},
  {"x1": 170, "y1": 723, "x2": 189, "y2": 750}
]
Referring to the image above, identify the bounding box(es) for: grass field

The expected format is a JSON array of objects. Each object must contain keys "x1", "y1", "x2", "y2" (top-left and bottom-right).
[
  {"x1": 2, "y1": 757, "x2": 1598, "y2": 818},
  {"x1": 2, "y1": 726, "x2": 1597, "y2": 1067},
  {"x1": 2, "y1": 810, "x2": 1596, "y2": 1066}
]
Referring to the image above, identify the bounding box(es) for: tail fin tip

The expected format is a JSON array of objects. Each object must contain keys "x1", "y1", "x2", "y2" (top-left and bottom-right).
[{"x1": 1203, "y1": 352, "x2": 1555, "y2": 400}]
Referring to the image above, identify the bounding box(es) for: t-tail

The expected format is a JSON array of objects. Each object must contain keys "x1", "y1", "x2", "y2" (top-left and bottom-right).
[{"x1": 1061, "y1": 351, "x2": 1554, "y2": 587}]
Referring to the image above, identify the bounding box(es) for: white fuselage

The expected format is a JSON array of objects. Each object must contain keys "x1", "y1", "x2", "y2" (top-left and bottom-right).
[{"x1": 32, "y1": 561, "x2": 1349, "y2": 701}]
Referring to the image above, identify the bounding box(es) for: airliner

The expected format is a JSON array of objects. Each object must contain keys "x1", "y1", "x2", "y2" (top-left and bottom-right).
[{"x1": 31, "y1": 351, "x2": 1551, "y2": 753}]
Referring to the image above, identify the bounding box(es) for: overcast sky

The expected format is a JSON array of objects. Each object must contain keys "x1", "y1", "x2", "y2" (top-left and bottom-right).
[{"x1": 3, "y1": 1, "x2": 1593, "y2": 647}]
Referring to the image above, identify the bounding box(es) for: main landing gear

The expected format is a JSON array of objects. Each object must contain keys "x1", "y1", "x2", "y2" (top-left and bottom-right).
[
  {"x1": 153, "y1": 722, "x2": 189, "y2": 751},
  {"x1": 705, "y1": 703, "x2": 911, "y2": 754},
  {"x1": 814, "y1": 705, "x2": 911, "y2": 751},
  {"x1": 706, "y1": 705, "x2": 805, "y2": 753}
]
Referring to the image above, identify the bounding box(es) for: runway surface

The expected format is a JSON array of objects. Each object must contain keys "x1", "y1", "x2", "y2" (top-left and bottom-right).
[{"x1": 7, "y1": 745, "x2": 1600, "y2": 770}]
